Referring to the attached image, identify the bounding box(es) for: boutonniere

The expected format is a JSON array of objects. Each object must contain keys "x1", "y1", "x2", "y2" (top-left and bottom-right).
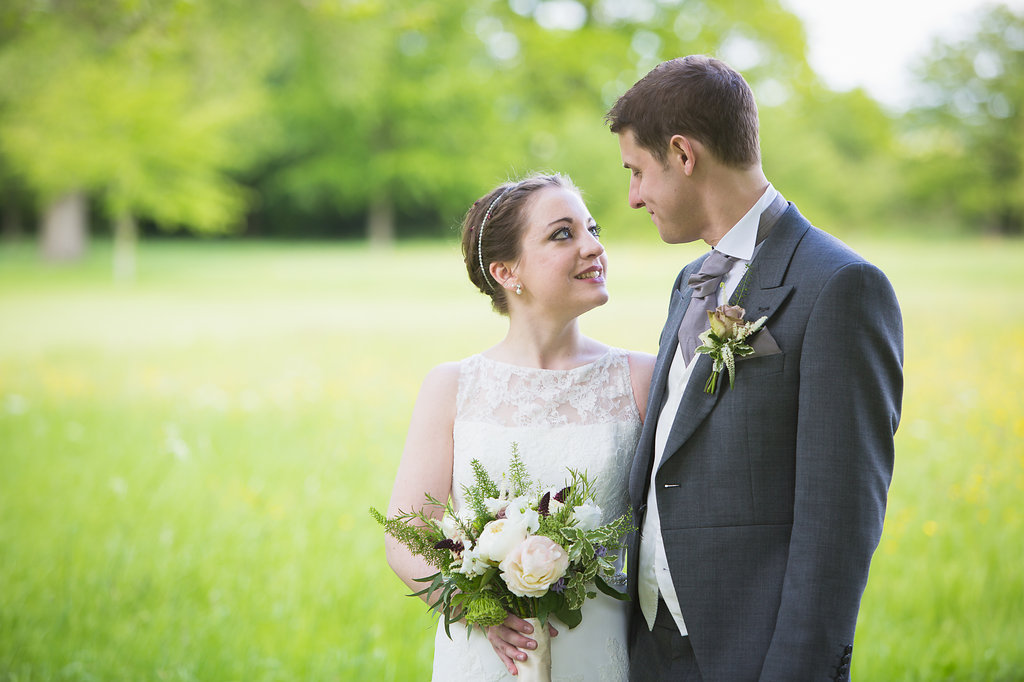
[{"x1": 695, "y1": 304, "x2": 768, "y2": 393}]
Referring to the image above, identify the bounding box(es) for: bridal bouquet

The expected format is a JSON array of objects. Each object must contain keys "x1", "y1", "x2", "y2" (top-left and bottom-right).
[{"x1": 371, "y1": 444, "x2": 632, "y2": 680}]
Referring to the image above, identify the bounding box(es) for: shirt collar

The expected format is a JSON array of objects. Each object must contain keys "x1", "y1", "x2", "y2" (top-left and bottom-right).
[{"x1": 713, "y1": 184, "x2": 778, "y2": 261}]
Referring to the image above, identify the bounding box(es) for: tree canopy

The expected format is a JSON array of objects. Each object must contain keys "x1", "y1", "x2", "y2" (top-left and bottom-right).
[
  {"x1": 0, "y1": 0, "x2": 1021, "y2": 252},
  {"x1": 903, "y1": 4, "x2": 1024, "y2": 235}
]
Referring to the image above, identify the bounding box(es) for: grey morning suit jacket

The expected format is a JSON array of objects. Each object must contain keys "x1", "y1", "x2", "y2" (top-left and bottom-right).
[{"x1": 627, "y1": 200, "x2": 904, "y2": 682}]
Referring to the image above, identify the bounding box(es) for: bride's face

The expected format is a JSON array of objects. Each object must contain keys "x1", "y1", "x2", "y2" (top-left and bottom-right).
[{"x1": 507, "y1": 186, "x2": 608, "y2": 317}]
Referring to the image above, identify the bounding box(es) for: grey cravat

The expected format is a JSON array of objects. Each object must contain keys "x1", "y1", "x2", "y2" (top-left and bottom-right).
[{"x1": 677, "y1": 249, "x2": 738, "y2": 364}]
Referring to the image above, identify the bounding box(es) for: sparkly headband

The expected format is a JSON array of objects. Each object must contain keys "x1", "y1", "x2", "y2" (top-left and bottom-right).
[{"x1": 477, "y1": 186, "x2": 513, "y2": 291}]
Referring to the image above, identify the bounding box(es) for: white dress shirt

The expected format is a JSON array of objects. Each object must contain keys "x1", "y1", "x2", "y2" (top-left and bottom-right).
[{"x1": 638, "y1": 185, "x2": 779, "y2": 634}]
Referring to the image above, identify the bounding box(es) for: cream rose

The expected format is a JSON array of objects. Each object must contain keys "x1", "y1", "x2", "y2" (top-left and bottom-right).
[
  {"x1": 499, "y1": 535, "x2": 570, "y2": 598},
  {"x1": 475, "y1": 518, "x2": 529, "y2": 563}
]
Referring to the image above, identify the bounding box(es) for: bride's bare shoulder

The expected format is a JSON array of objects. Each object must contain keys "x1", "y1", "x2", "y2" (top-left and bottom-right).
[
  {"x1": 420, "y1": 361, "x2": 461, "y2": 397},
  {"x1": 626, "y1": 350, "x2": 656, "y2": 377},
  {"x1": 626, "y1": 351, "x2": 656, "y2": 420}
]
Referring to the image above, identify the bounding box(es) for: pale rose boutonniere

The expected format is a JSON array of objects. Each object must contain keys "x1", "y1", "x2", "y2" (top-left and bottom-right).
[{"x1": 695, "y1": 304, "x2": 768, "y2": 393}]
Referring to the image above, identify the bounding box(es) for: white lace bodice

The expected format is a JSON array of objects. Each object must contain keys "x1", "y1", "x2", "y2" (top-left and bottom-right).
[
  {"x1": 452, "y1": 348, "x2": 642, "y2": 525},
  {"x1": 433, "y1": 347, "x2": 642, "y2": 682}
]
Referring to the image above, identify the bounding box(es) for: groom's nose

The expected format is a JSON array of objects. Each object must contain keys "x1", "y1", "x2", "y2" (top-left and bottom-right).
[{"x1": 628, "y1": 178, "x2": 645, "y2": 210}]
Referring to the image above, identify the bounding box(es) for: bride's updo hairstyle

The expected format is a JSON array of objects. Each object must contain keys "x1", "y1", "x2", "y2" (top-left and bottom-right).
[{"x1": 461, "y1": 173, "x2": 579, "y2": 315}]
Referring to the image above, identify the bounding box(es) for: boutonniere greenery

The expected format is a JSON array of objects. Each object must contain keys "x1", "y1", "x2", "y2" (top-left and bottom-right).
[{"x1": 695, "y1": 304, "x2": 768, "y2": 393}]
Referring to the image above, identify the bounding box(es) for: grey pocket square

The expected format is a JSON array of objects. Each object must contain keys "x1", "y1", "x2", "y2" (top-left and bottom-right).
[{"x1": 742, "y1": 326, "x2": 781, "y2": 359}]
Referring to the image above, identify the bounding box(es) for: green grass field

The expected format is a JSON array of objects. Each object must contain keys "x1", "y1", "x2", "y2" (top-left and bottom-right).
[{"x1": 1, "y1": 236, "x2": 1022, "y2": 680}]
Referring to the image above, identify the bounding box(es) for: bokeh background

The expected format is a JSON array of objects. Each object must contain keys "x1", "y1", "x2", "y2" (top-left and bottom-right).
[{"x1": 1, "y1": 1, "x2": 1022, "y2": 679}]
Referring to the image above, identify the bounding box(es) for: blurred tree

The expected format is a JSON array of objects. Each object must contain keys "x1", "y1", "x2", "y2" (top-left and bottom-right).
[
  {"x1": 0, "y1": 0, "x2": 267, "y2": 273},
  {"x1": 462, "y1": 0, "x2": 822, "y2": 238},
  {"x1": 0, "y1": 0, "x2": 913, "y2": 249},
  {"x1": 257, "y1": 1, "x2": 532, "y2": 243},
  {"x1": 761, "y1": 87, "x2": 903, "y2": 233},
  {"x1": 905, "y1": 3, "x2": 1024, "y2": 235},
  {"x1": 254, "y1": 0, "x2": 829, "y2": 242}
]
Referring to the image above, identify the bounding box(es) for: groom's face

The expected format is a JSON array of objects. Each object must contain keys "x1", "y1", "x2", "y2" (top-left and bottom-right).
[{"x1": 618, "y1": 129, "x2": 697, "y2": 244}]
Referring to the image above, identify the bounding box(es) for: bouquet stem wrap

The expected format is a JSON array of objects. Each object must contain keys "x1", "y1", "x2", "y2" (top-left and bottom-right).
[{"x1": 518, "y1": 617, "x2": 551, "y2": 682}]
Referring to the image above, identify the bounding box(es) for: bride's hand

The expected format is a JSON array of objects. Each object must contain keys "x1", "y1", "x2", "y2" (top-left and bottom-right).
[{"x1": 485, "y1": 614, "x2": 558, "y2": 675}]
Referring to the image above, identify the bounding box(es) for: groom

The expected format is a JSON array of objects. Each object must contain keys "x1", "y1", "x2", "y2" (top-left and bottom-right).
[{"x1": 607, "y1": 56, "x2": 903, "y2": 681}]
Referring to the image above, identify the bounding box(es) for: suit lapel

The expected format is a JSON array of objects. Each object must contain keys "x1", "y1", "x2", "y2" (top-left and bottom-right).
[
  {"x1": 629, "y1": 259, "x2": 704, "y2": 501},
  {"x1": 657, "y1": 203, "x2": 810, "y2": 466}
]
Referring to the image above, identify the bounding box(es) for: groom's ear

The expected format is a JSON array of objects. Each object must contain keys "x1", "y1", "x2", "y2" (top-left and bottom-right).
[{"x1": 669, "y1": 135, "x2": 696, "y2": 175}]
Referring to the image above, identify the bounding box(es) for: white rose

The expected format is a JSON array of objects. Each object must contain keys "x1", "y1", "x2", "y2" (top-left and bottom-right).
[
  {"x1": 484, "y1": 496, "x2": 510, "y2": 516},
  {"x1": 505, "y1": 496, "x2": 540, "y2": 533},
  {"x1": 475, "y1": 518, "x2": 529, "y2": 563},
  {"x1": 499, "y1": 536, "x2": 570, "y2": 598},
  {"x1": 459, "y1": 545, "x2": 488, "y2": 576},
  {"x1": 440, "y1": 512, "x2": 464, "y2": 541},
  {"x1": 572, "y1": 500, "x2": 603, "y2": 532}
]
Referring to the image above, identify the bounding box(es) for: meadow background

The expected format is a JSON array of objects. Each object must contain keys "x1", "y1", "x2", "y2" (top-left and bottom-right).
[
  {"x1": 2, "y1": 234, "x2": 1022, "y2": 681},
  {"x1": 3, "y1": 1, "x2": 1024, "y2": 680}
]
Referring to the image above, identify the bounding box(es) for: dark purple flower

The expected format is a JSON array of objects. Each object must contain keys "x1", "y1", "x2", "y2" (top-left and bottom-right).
[
  {"x1": 434, "y1": 539, "x2": 465, "y2": 553},
  {"x1": 551, "y1": 577, "x2": 566, "y2": 594},
  {"x1": 538, "y1": 492, "x2": 551, "y2": 517},
  {"x1": 553, "y1": 486, "x2": 570, "y2": 504},
  {"x1": 594, "y1": 545, "x2": 607, "y2": 558}
]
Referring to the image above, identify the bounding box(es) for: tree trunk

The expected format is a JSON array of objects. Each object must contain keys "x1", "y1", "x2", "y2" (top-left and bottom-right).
[
  {"x1": 113, "y1": 212, "x2": 138, "y2": 282},
  {"x1": 40, "y1": 191, "x2": 88, "y2": 261},
  {"x1": 368, "y1": 194, "x2": 395, "y2": 248}
]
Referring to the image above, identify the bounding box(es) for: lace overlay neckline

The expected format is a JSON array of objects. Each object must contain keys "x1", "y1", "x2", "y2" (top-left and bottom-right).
[
  {"x1": 475, "y1": 348, "x2": 613, "y2": 373},
  {"x1": 456, "y1": 347, "x2": 639, "y2": 428}
]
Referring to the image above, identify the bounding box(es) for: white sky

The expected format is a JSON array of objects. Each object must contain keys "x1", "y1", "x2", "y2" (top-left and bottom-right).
[{"x1": 780, "y1": 0, "x2": 1024, "y2": 109}]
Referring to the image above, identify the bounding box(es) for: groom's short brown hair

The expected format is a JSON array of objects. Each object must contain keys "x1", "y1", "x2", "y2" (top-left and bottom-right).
[{"x1": 606, "y1": 55, "x2": 760, "y2": 169}]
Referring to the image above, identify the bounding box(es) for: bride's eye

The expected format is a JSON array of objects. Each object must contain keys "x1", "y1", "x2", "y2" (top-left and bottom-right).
[
  {"x1": 589, "y1": 224, "x2": 602, "y2": 238},
  {"x1": 550, "y1": 226, "x2": 572, "y2": 240}
]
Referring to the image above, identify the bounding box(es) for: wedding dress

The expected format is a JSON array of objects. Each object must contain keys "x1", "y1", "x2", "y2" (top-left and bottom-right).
[{"x1": 432, "y1": 348, "x2": 642, "y2": 682}]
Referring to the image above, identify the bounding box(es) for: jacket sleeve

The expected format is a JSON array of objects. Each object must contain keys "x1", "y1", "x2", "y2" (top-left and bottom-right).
[{"x1": 759, "y1": 261, "x2": 903, "y2": 681}]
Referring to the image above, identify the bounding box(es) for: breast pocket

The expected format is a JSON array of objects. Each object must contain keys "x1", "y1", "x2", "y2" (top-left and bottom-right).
[{"x1": 734, "y1": 351, "x2": 785, "y2": 378}]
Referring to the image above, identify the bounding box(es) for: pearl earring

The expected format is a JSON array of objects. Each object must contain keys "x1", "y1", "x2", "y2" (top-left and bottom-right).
[{"x1": 515, "y1": 283, "x2": 523, "y2": 295}]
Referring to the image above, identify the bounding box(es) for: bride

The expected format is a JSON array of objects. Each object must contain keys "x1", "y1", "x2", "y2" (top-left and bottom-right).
[{"x1": 384, "y1": 173, "x2": 655, "y2": 680}]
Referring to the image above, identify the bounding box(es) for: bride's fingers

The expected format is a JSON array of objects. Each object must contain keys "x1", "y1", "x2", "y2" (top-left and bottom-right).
[
  {"x1": 485, "y1": 625, "x2": 529, "y2": 674},
  {"x1": 504, "y1": 614, "x2": 557, "y2": 638},
  {"x1": 487, "y1": 624, "x2": 535, "y2": 653},
  {"x1": 503, "y1": 614, "x2": 534, "y2": 635},
  {"x1": 493, "y1": 644, "x2": 520, "y2": 676}
]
